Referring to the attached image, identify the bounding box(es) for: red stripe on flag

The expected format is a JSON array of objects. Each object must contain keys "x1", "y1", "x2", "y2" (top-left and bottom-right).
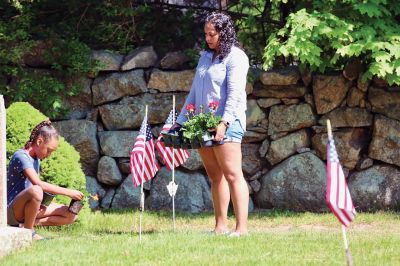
[
  {"x1": 326, "y1": 140, "x2": 356, "y2": 227},
  {"x1": 155, "y1": 113, "x2": 189, "y2": 170},
  {"x1": 130, "y1": 119, "x2": 159, "y2": 187}
]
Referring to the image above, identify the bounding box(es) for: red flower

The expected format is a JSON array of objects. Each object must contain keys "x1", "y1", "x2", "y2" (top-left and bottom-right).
[
  {"x1": 208, "y1": 101, "x2": 219, "y2": 111},
  {"x1": 186, "y1": 103, "x2": 196, "y2": 113}
]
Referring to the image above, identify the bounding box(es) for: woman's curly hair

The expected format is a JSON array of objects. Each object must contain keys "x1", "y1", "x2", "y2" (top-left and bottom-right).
[{"x1": 205, "y1": 12, "x2": 241, "y2": 60}]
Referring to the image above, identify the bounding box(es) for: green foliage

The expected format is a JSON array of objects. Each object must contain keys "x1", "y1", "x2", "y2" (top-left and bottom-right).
[
  {"x1": 6, "y1": 102, "x2": 86, "y2": 203},
  {"x1": 229, "y1": 0, "x2": 279, "y2": 63},
  {"x1": 4, "y1": 70, "x2": 68, "y2": 118},
  {"x1": 263, "y1": 1, "x2": 400, "y2": 85},
  {"x1": 0, "y1": 1, "x2": 203, "y2": 116},
  {"x1": 48, "y1": 38, "x2": 97, "y2": 74},
  {"x1": 229, "y1": 0, "x2": 305, "y2": 64},
  {"x1": 0, "y1": 2, "x2": 99, "y2": 117},
  {"x1": 3, "y1": 0, "x2": 398, "y2": 98},
  {"x1": 181, "y1": 112, "x2": 208, "y2": 140},
  {"x1": 184, "y1": 48, "x2": 201, "y2": 68},
  {"x1": 181, "y1": 104, "x2": 222, "y2": 141},
  {"x1": 18, "y1": 1, "x2": 202, "y2": 54},
  {"x1": 0, "y1": 3, "x2": 34, "y2": 74}
]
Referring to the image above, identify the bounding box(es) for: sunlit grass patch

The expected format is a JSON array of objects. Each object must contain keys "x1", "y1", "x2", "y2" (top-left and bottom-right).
[{"x1": 2, "y1": 210, "x2": 400, "y2": 265}]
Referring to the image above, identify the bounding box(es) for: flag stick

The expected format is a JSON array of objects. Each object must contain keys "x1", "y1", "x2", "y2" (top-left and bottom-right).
[
  {"x1": 342, "y1": 225, "x2": 353, "y2": 266},
  {"x1": 327, "y1": 119, "x2": 353, "y2": 266},
  {"x1": 172, "y1": 95, "x2": 176, "y2": 230},
  {"x1": 139, "y1": 105, "x2": 148, "y2": 242},
  {"x1": 326, "y1": 119, "x2": 332, "y2": 139}
]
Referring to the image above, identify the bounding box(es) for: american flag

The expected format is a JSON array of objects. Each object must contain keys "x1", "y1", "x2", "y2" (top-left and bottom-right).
[
  {"x1": 130, "y1": 116, "x2": 160, "y2": 187},
  {"x1": 326, "y1": 136, "x2": 356, "y2": 227},
  {"x1": 156, "y1": 109, "x2": 190, "y2": 171}
]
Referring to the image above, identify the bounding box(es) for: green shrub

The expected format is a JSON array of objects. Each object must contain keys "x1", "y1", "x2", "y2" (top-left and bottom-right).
[
  {"x1": 6, "y1": 102, "x2": 86, "y2": 204},
  {"x1": 263, "y1": 1, "x2": 400, "y2": 85}
]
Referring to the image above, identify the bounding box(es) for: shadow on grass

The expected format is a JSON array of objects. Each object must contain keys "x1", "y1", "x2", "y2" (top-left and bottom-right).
[
  {"x1": 99, "y1": 208, "x2": 216, "y2": 219},
  {"x1": 249, "y1": 209, "x2": 306, "y2": 219},
  {"x1": 94, "y1": 207, "x2": 317, "y2": 220},
  {"x1": 93, "y1": 228, "x2": 157, "y2": 235}
]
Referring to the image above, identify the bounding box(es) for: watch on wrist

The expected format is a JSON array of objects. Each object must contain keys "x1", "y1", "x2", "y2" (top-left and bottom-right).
[{"x1": 220, "y1": 120, "x2": 230, "y2": 128}]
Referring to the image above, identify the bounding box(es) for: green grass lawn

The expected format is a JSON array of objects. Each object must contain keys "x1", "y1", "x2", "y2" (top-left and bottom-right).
[{"x1": 2, "y1": 209, "x2": 400, "y2": 265}]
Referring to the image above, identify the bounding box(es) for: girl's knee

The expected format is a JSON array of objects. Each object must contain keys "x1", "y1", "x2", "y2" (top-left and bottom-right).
[{"x1": 30, "y1": 185, "x2": 43, "y2": 202}]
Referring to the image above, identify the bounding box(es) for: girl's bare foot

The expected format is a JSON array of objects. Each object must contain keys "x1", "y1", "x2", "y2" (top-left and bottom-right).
[{"x1": 32, "y1": 231, "x2": 45, "y2": 240}]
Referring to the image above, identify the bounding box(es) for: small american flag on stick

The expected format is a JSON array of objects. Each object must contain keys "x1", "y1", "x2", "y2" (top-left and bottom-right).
[
  {"x1": 326, "y1": 120, "x2": 355, "y2": 266},
  {"x1": 156, "y1": 109, "x2": 189, "y2": 170},
  {"x1": 130, "y1": 116, "x2": 160, "y2": 187},
  {"x1": 326, "y1": 129, "x2": 356, "y2": 227}
]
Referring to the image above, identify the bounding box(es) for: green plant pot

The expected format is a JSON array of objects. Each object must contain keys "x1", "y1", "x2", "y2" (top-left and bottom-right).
[
  {"x1": 170, "y1": 134, "x2": 182, "y2": 149},
  {"x1": 199, "y1": 133, "x2": 214, "y2": 147},
  {"x1": 190, "y1": 138, "x2": 201, "y2": 149},
  {"x1": 41, "y1": 192, "x2": 55, "y2": 206},
  {"x1": 161, "y1": 132, "x2": 174, "y2": 147},
  {"x1": 162, "y1": 136, "x2": 173, "y2": 147},
  {"x1": 213, "y1": 139, "x2": 224, "y2": 146},
  {"x1": 199, "y1": 132, "x2": 224, "y2": 147},
  {"x1": 181, "y1": 141, "x2": 192, "y2": 149}
]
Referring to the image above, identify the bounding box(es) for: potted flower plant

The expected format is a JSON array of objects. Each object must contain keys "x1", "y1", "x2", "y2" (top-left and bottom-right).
[
  {"x1": 178, "y1": 103, "x2": 200, "y2": 148},
  {"x1": 181, "y1": 101, "x2": 223, "y2": 148},
  {"x1": 199, "y1": 101, "x2": 224, "y2": 147}
]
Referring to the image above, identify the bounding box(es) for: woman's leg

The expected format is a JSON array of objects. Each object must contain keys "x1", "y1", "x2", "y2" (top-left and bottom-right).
[
  {"x1": 35, "y1": 203, "x2": 77, "y2": 226},
  {"x1": 198, "y1": 147, "x2": 230, "y2": 233},
  {"x1": 214, "y1": 142, "x2": 249, "y2": 234}
]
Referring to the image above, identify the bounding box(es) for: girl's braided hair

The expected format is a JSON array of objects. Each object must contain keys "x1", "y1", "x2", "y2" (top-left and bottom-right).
[
  {"x1": 24, "y1": 120, "x2": 59, "y2": 149},
  {"x1": 205, "y1": 12, "x2": 241, "y2": 60}
]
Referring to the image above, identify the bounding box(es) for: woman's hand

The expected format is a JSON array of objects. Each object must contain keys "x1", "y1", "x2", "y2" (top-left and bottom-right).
[
  {"x1": 213, "y1": 122, "x2": 227, "y2": 142},
  {"x1": 68, "y1": 189, "x2": 84, "y2": 200},
  {"x1": 169, "y1": 123, "x2": 181, "y2": 131}
]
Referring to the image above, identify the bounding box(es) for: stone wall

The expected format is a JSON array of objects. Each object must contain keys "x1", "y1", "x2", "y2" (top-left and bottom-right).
[{"x1": 23, "y1": 45, "x2": 400, "y2": 212}]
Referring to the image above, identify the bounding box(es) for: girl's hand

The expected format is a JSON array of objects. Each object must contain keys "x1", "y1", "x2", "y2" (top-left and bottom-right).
[
  {"x1": 69, "y1": 189, "x2": 84, "y2": 200},
  {"x1": 213, "y1": 123, "x2": 227, "y2": 142}
]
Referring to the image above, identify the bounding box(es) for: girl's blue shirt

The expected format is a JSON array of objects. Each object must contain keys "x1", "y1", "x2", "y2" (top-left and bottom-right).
[
  {"x1": 176, "y1": 46, "x2": 249, "y2": 130},
  {"x1": 7, "y1": 149, "x2": 39, "y2": 206}
]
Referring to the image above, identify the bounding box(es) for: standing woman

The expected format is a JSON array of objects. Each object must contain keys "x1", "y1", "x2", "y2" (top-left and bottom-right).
[{"x1": 174, "y1": 12, "x2": 249, "y2": 236}]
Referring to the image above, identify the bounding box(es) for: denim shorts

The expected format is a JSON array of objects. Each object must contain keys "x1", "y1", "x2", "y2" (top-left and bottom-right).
[
  {"x1": 7, "y1": 203, "x2": 23, "y2": 226},
  {"x1": 224, "y1": 119, "x2": 245, "y2": 143}
]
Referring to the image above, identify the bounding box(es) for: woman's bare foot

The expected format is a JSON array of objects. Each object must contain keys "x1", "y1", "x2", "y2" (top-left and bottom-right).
[
  {"x1": 213, "y1": 226, "x2": 230, "y2": 235},
  {"x1": 228, "y1": 230, "x2": 248, "y2": 237}
]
